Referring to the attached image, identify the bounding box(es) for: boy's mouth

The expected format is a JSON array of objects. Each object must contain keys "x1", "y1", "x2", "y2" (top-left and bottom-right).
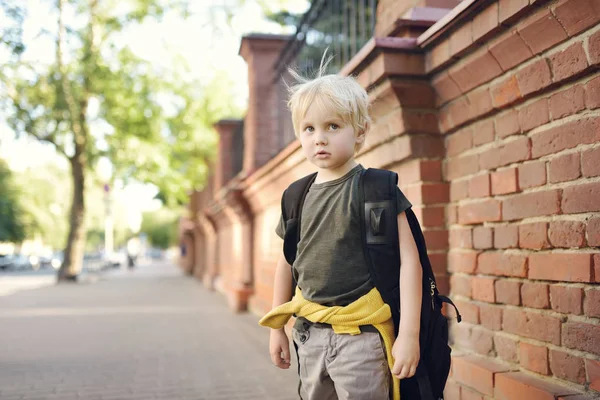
[{"x1": 315, "y1": 150, "x2": 330, "y2": 156}]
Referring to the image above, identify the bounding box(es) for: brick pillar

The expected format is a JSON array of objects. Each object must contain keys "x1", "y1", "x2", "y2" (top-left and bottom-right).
[
  {"x1": 213, "y1": 119, "x2": 243, "y2": 191},
  {"x1": 239, "y1": 34, "x2": 289, "y2": 173},
  {"x1": 376, "y1": 0, "x2": 461, "y2": 38}
]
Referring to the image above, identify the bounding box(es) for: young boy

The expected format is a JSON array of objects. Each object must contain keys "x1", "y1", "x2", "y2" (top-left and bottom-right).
[{"x1": 259, "y1": 64, "x2": 422, "y2": 400}]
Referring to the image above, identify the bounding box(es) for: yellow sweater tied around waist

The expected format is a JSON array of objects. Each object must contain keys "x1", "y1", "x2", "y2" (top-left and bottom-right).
[{"x1": 259, "y1": 287, "x2": 400, "y2": 400}]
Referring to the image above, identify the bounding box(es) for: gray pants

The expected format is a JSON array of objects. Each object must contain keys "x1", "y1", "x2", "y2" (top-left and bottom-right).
[{"x1": 292, "y1": 323, "x2": 391, "y2": 400}]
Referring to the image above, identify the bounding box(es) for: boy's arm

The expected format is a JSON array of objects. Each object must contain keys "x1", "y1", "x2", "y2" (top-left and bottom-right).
[
  {"x1": 271, "y1": 253, "x2": 293, "y2": 320},
  {"x1": 391, "y1": 211, "x2": 422, "y2": 379},
  {"x1": 398, "y1": 211, "x2": 422, "y2": 336}
]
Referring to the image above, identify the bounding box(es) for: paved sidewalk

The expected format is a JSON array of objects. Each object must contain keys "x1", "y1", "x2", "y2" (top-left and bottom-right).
[{"x1": 0, "y1": 263, "x2": 298, "y2": 400}]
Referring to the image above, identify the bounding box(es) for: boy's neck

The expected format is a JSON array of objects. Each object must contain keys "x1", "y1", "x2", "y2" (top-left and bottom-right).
[{"x1": 314, "y1": 159, "x2": 359, "y2": 184}]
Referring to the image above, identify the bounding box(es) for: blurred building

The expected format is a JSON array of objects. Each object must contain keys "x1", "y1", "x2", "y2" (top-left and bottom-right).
[{"x1": 180, "y1": 0, "x2": 600, "y2": 398}]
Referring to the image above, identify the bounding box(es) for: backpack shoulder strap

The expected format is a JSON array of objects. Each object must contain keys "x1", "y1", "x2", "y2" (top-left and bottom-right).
[
  {"x1": 281, "y1": 172, "x2": 317, "y2": 267},
  {"x1": 359, "y1": 168, "x2": 402, "y2": 332}
]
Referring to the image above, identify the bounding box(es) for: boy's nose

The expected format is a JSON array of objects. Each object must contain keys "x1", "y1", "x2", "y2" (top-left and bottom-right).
[{"x1": 314, "y1": 132, "x2": 327, "y2": 145}]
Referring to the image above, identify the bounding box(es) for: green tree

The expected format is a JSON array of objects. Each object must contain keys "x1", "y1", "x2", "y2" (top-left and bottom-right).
[
  {"x1": 1, "y1": 0, "x2": 240, "y2": 280},
  {"x1": 140, "y1": 208, "x2": 179, "y2": 249},
  {"x1": 0, "y1": 160, "x2": 28, "y2": 243}
]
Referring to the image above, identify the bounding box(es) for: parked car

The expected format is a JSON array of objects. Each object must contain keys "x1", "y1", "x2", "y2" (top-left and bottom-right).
[{"x1": 0, "y1": 254, "x2": 13, "y2": 270}]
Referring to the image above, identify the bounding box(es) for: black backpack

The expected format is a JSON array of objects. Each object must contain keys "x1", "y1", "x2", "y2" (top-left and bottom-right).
[{"x1": 281, "y1": 167, "x2": 461, "y2": 400}]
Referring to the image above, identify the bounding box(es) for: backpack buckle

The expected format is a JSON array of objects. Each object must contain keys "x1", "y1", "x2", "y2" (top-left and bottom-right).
[{"x1": 365, "y1": 200, "x2": 395, "y2": 244}]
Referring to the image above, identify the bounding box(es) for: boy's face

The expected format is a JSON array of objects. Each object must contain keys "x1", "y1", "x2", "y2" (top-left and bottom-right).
[{"x1": 298, "y1": 102, "x2": 364, "y2": 173}]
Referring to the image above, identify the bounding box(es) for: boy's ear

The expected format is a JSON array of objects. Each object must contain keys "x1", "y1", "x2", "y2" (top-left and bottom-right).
[{"x1": 356, "y1": 122, "x2": 369, "y2": 143}]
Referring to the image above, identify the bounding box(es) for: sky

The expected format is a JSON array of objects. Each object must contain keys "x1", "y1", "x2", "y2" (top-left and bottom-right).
[{"x1": 0, "y1": 0, "x2": 309, "y2": 226}]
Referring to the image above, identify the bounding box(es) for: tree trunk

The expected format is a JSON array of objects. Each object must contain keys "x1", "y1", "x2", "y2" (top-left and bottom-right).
[{"x1": 58, "y1": 154, "x2": 86, "y2": 281}]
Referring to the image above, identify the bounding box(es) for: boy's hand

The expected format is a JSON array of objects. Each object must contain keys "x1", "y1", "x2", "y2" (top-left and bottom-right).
[
  {"x1": 391, "y1": 333, "x2": 420, "y2": 379},
  {"x1": 269, "y1": 328, "x2": 291, "y2": 369}
]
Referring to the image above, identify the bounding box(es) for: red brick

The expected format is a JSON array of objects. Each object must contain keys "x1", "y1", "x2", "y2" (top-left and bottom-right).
[
  {"x1": 495, "y1": 109, "x2": 520, "y2": 138},
  {"x1": 503, "y1": 308, "x2": 561, "y2": 344},
  {"x1": 448, "y1": 97, "x2": 474, "y2": 127},
  {"x1": 447, "y1": 204, "x2": 458, "y2": 225},
  {"x1": 562, "y1": 181, "x2": 600, "y2": 213},
  {"x1": 469, "y1": 173, "x2": 490, "y2": 198},
  {"x1": 489, "y1": 31, "x2": 533, "y2": 71},
  {"x1": 473, "y1": 3, "x2": 500, "y2": 43},
  {"x1": 420, "y1": 183, "x2": 450, "y2": 205},
  {"x1": 433, "y1": 72, "x2": 461, "y2": 104},
  {"x1": 423, "y1": 229, "x2": 449, "y2": 250},
  {"x1": 520, "y1": 342, "x2": 549, "y2": 375},
  {"x1": 473, "y1": 226, "x2": 493, "y2": 249},
  {"x1": 592, "y1": 253, "x2": 599, "y2": 283},
  {"x1": 450, "y1": 180, "x2": 469, "y2": 202},
  {"x1": 529, "y1": 253, "x2": 592, "y2": 282},
  {"x1": 550, "y1": 349, "x2": 586, "y2": 384},
  {"x1": 521, "y1": 282, "x2": 549, "y2": 309},
  {"x1": 445, "y1": 154, "x2": 479, "y2": 180},
  {"x1": 549, "y1": 42, "x2": 589, "y2": 82},
  {"x1": 503, "y1": 190, "x2": 561, "y2": 221},
  {"x1": 449, "y1": 228, "x2": 473, "y2": 249},
  {"x1": 494, "y1": 225, "x2": 519, "y2": 248},
  {"x1": 443, "y1": 380, "x2": 460, "y2": 400},
  {"x1": 581, "y1": 147, "x2": 600, "y2": 178},
  {"x1": 478, "y1": 252, "x2": 527, "y2": 277},
  {"x1": 453, "y1": 356, "x2": 510, "y2": 396},
  {"x1": 449, "y1": 22, "x2": 473, "y2": 57},
  {"x1": 562, "y1": 322, "x2": 600, "y2": 355},
  {"x1": 492, "y1": 75, "x2": 522, "y2": 108},
  {"x1": 516, "y1": 59, "x2": 552, "y2": 97},
  {"x1": 518, "y1": 161, "x2": 547, "y2": 189},
  {"x1": 548, "y1": 220, "x2": 585, "y2": 248},
  {"x1": 531, "y1": 116, "x2": 600, "y2": 158},
  {"x1": 491, "y1": 168, "x2": 519, "y2": 195},
  {"x1": 553, "y1": 0, "x2": 600, "y2": 37},
  {"x1": 518, "y1": 10, "x2": 568, "y2": 55},
  {"x1": 584, "y1": 289, "x2": 600, "y2": 318},
  {"x1": 449, "y1": 251, "x2": 478, "y2": 273},
  {"x1": 519, "y1": 222, "x2": 550, "y2": 249},
  {"x1": 549, "y1": 152, "x2": 581, "y2": 183},
  {"x1": 587, "y1": 75, "x2": 600, "y2": 109},
  {"x1": 590, "y1": 29, "x2": 600, "y2": 66},
  {"x1": 479, "y1": 303, "x2": 502, "y2": 330},
  {"x1": 550, "y1": 85, "x2": 586, "y2": 120},
  {"x1": 585, "y1": 358, "x2": 600, "y2": 392},
  {"x1": 447, "y1": 128, "x2": 473, "y2": 157},
  {"x1": 587, "y1": 217, "x2": 600, "y2": 246},
  {"x1": 479, "y1": 136, "x2": 531, "y2": 171},
  {"x1": 472, "y1": 276, "x2": 496, "y2": 303},
  {"x1": 495, "y1": 279, "x2": 521, "y2": 305},
  {"x1": 425, "y1": 40, "x2": 450, "y2": 71},
  {"x1": 458, "y1": 200, "x2": 502, "y2": 225},
  {"x1": 451, "y1": 320, "x2": 473, "y2": 348},
  {"x1": 454, "y1": 299, "x2": 479, "y2": 324},
  {"x1": 518, "y1": 99, "x2": 550, "y2": 132},
  {"x1": 450, "y1": 274, "x2": 472, "y2": 298},
  {"x1": 495, "y1": 335, "x2": 518, "y2": 363},
  {"x1": 471, "y1": 327, "x2": 494, "y2": 356},
  {"x1": 449, "y1": 49, "x2": 503, "y2": 93},
  {"x1": 495, "y1": 371, "x2": 578, "y2": 400},
  {"x1": 473, "y1": 120, "x2": 495, "y2": 146},
  {"x1": 550, "y1": 285, "x2": 583, "y2": 314},
  {"x1": 461, "y1": 386, "x2": 484, "y2": 400},
  {"x1": 499, "y1": 0, "x2": 529, "y2": 24},
  {"x1": 467, "y1": 88, "x2": 494, "y2": 118}
]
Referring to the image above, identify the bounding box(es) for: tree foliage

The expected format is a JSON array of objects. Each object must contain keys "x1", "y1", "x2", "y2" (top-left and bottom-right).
[
  {"x1": 140, "y1": 208, "x2": 179, "y2": 249},
  {"x1": 0, "y1": 160, "x2": 28, "y2": 243}
]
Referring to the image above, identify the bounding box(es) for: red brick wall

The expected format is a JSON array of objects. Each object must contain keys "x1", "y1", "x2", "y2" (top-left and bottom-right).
[{"x1": 429, "y1": 0, "x2": 600, "y2": 397}]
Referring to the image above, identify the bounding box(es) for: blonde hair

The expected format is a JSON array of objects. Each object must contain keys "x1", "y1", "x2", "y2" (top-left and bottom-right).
[{"x1": 286, "y1": 52, "x2": 371, "y2": 152}]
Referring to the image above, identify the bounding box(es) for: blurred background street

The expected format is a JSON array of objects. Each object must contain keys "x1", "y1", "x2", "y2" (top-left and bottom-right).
[{"x1": 0, "y1": 262, "x2": 298, "y2": 400}]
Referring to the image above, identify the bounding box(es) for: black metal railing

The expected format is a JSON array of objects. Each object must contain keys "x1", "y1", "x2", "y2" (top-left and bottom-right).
[{"x1": 275, "y1": 0, "x2": 378, "y2": 76}]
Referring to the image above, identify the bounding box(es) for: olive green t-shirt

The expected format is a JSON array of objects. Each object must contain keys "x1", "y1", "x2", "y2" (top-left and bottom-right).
[{"x1": 276, "y1": 164, "x2": 412, "y2": 307}]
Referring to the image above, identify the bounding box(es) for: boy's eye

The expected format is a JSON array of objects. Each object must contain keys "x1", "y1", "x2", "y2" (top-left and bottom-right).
[
  {"x1": 329, "y1": 124, "x2": 339, "y2": 130},
  {"x1": 305, "y1": 126, "x2": 314, "y2": 133}
]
